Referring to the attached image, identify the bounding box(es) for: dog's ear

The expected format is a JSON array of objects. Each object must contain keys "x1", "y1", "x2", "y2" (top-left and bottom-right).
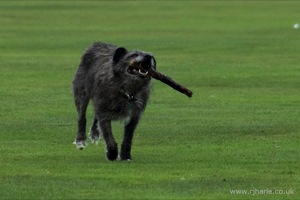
[
  {"x1": 151, "y1": 57, "x2": 156, "y2": 70},
  {"x1": 113, "y1": 47, "x2": 127, "y2": 63}
]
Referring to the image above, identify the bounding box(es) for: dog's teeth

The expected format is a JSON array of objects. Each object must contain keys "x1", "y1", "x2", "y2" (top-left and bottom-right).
[{"x1": 139, "y1": 69, "x2": 148, "y2": 76}]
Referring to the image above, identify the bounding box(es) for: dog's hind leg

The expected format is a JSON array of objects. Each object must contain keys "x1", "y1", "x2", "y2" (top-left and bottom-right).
[
  {"x1": 74, "y1": 96, "x2": 89, "y2": 150},
  {"x1": 89, "y1": 117, "x2": 102, "y2": 144}
]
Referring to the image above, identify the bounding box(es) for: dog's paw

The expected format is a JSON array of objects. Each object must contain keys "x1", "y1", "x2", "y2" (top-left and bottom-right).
[
  {"x1": 106, "y1": 149, "x2": 118, "y2": 161},
  {"x1": 89, "y1": 128, "x2": 102, "y2": 145},
  {"x1": 120, "y1": 157, "x2": 132, "y2": 162},
  {"x1": 120, "y1": 155, "x2": 132, "y2": 161},
  {"x1": 105, "y1": 143, "x2": 118, "y2": 161},
  {"x1": 73, "y1": 140, "x2": 87, "y2": 150},
  {"x1": 90, "y1": 136, "x2": 99, "y2": 145},
  {"x1": 89, "y1": 132, "x2": 100, "y2": 145},
  {"x1": 120, "y1": 151, "x2": 132, "y2": 161},
  {"x1": 120, "y1": 144, "x2": 132, "y2": 161}
]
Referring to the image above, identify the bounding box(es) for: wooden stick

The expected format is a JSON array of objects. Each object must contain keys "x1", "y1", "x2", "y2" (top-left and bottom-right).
[
  {"x1": 148, "y1": 69, "x2": 193, "y2": 98},
  {"x1": 130, "y1": 60, "x2": 193, "y2": 97}
]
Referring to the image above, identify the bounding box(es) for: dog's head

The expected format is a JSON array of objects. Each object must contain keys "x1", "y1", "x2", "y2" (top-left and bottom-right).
[{"x1": 112, "y1": 47, "x2": 156, "y2": 80}]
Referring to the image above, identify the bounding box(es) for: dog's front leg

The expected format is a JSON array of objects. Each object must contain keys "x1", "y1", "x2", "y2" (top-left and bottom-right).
[
  {"x1": 98, "y1": 119, "x2": 118, "y2": 161},
  {"x1": 120, "y1": 115, "x2": 140, "y2": 161}
]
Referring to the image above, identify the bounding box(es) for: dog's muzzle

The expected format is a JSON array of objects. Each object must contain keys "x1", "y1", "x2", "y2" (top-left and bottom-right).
[{"x1": 127, "y1": 54, "x2": 154, "y2": 77}]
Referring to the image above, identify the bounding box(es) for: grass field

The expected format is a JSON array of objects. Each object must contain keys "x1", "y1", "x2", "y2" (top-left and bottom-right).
[{"x1": 1, "y1": 1, "x2": 299, "y2": 199}]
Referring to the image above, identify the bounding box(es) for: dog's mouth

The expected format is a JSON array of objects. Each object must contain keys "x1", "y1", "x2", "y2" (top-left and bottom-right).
[{"x1": 127, "y1": 61, "x2": 149, "y2": 77}]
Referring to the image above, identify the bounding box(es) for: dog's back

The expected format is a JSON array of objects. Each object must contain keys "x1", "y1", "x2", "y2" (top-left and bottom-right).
[
  {"x1": 80, "y1": 42, "x2": 117, "y2": 69},
  {"x1": 73, "y1": 42, "x2": 117, "y2": 99}
]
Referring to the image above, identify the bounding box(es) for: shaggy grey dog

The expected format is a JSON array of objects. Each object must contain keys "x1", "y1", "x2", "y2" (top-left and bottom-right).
[{"x1": 72, "y1": 42, "x2": 156, "y2": 161}]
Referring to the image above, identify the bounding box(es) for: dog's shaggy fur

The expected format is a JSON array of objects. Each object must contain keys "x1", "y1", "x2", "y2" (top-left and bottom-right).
[{"x1": 72, "y1": 42, "x2": 156, "y2": 161}]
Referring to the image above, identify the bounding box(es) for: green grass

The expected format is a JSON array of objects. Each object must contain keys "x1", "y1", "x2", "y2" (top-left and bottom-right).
[{"x1": 0, "y1": 1, "x2": 299, "y2": 199}]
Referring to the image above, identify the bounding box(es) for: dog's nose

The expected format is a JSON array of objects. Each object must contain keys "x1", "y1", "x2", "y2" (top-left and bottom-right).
[
  {"x1": 143, "y1": 54, "x2": 152, "y2": 63},
  {"x1": 141, "y1": 54, "x2": 153, "y2": 69},
  {"x1": 143, "y1": 54, "x2": 156, "y2": 70}
]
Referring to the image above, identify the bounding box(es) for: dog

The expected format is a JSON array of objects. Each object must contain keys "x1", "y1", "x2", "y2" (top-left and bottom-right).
[{"x1": 72, "y1": 42, "x2": 156, "y2": 161}]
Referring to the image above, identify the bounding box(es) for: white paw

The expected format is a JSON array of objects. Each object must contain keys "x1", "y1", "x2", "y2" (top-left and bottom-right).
[
  {"x1": 89, "y1": 131, "x2": 101, "y2": 145},
  {"x1": 73, "y1": 140, "x2": 87, "y2": 150},
  {"x1": 90, "y1": 137, "x2": 99, "y2": 145}
]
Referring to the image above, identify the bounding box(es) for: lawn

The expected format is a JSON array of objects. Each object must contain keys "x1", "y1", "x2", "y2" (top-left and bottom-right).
[{"x1": 0, "y1": 1, "x2": 299, "y2": 199}]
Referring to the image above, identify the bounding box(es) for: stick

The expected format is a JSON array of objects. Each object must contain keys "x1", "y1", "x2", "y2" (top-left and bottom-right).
[
  {"x1": 148, "y1": 69, "x2": 193, "y2": 98},
  {"x1": 130, "y1": 60, "x2": 193, "y2": 97}
]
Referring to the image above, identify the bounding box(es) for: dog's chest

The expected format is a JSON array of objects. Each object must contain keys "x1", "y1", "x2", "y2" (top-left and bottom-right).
[{"x1": 111, "y1": 96, "x2": 139, "y2": 119}]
